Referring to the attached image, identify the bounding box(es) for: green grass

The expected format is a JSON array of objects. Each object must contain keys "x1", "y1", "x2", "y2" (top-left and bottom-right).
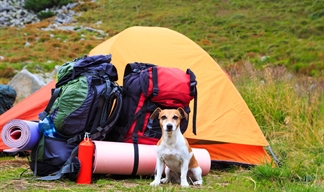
[
  {"x1": 0, "y1": 0, "x2": 323, "y2": 79},
  {"x1": 1, "y1": 0, "x2": 324, "y2": 191},
  {"x1": 1, "y1": 160, "x2": 323, "y2": 191},
  {"x1": 230, "y1": 62, "x2": 324, "y2": 191}
]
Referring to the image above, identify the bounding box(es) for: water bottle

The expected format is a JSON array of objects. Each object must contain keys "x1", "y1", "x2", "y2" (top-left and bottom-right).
[
  {"x1": 76, "y1": 132, "x2": 94, "y2": 184},
  {"x1": 38, "y1": 116, "x2": 58, "y2": 138}
]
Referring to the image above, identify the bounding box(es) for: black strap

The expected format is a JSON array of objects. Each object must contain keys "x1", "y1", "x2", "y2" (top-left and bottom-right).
[
  {"x1": 116, "y1": 105, "x2": 143, "y2": 142},
  {"x1": 90, "y1": 90, "x2": 123, "y2": 141},
  {"x1": 129, "y1": 117, "x2": 140, "y2": 176},
  {"x1": 129, "y1": 99, "x2": 157, "y2": 176},
  {"x1": 151, "y1": 67, "x2": 158, "y2": 97},
  {"x1": 131, "y1": 143, "x2": 139, "y2": 176},
  {"x1": 192, "y1": 89, "x2": 198, "y2": 135},
  {"x1": 129, "y1": 100, "x2": 158, "y2": 176},
  {"x1": 35, "y1": 146, "x2": 79, "y2": 181},
  {"x1": 38, "y1": 88, "x2": 60, "y2": 120},
  {"x1": 89, "y1": 95, "x2": 105, "y2": 134},
  {"x1": 187, "y1": 69, "x2": 198, "y2": 135},
  {"x1": 33, "y1": 142, "x2": 40, "y2": 178},
  {"x1": 33, "y1": 135, "x2": 45, "y2": 177},
  {"x1": 146, "y1": 66, "x2": 158, "y2": 100}
]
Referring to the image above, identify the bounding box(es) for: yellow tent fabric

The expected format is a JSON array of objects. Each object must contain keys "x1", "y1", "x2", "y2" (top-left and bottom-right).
[{"x1": 89, "y1": 26, "x2": 272, "y2": 165}]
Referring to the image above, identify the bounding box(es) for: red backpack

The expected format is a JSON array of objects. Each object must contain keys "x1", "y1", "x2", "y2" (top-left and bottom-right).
[
  {"x1": 107, "y1": 62, "x2": 197, "y2": 175},
  {"x1": 107, "y1": 63, "x2": 197, "y2": 174},
  {"x1": 108, "y1": 62, "x2": 197, "y2": 144}
]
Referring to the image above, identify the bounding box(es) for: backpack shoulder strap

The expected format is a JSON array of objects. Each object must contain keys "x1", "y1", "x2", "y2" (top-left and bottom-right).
[
  {"x1": 129, "y1": 100, "x2": 157, "y2": 176},
  {"x1": 147, "y1": 66, "x2": 158, "y2": 99},
  {"x1": 90, "y1": 86, "x2": 123, "y2": 141},
  {"x1": 38, "y1": 88, "x2": 60, "y2": 121}
]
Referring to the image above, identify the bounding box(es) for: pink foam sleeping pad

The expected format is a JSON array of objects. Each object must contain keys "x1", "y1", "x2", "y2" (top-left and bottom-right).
[{"x1": 92, "y1": 141, "x2": 211, "y2": 176}]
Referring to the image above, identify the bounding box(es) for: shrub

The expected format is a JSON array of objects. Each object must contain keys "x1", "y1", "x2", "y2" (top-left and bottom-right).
[
  {"x1": 37, "y1": 11, "x2": 56, "y2": 20},
  {"x1": 24, "y1": 0, "x2": 74, "y2": 13}
]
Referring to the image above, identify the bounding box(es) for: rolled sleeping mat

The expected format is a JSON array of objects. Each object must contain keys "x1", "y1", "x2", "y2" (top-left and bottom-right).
[
  {"x1": 1, "y1": 120, "x2": 40, "y2": 153},
  {"x1": 92, "y1": 141, "x2": 211, "y2": 176}
]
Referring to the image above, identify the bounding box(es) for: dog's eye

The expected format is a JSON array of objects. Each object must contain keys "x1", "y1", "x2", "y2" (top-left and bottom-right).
[
  {"x1": 161, "y1": 115, "x2": 167, "y2": 120},
  {"x1": 173, "y1": 116, "x2": 179, "y2": 120}
]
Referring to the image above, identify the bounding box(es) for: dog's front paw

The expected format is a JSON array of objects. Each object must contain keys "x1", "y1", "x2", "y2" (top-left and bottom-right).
[
  {"x1": 193, "y1": 180, "x2": 203, "y2": 186},
  {"x1": 161, "y1": 178, "x2": 170, "y2": 184},
  {"x1": 150, "y1": 180, "x2": 160, "y2": 187}
]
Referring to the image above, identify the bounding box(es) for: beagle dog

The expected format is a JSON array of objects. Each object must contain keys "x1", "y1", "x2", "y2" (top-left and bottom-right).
[{"x1": 149, "y1": 107, "x2": 203, "y2": 187}]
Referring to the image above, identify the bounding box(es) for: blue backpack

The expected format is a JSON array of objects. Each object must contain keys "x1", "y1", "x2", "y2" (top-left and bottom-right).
[{"x1": 30, "y1": 54, "x2": 122, "y2": 179}]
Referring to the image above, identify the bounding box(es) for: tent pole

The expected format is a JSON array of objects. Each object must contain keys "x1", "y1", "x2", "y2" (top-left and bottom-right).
[{"x1": 267, "y1": 146, "x2": 282, "y2": 167}]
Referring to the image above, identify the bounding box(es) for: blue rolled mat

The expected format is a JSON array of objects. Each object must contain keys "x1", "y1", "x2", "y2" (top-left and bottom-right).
[{"x1": 1, "y1": 120, "x2": 40, "y2": 152}]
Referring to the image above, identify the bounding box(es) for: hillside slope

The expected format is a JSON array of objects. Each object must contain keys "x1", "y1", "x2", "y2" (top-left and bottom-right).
[{"x1": 0, "y1": 0, "x2": 323, "y2": 82}]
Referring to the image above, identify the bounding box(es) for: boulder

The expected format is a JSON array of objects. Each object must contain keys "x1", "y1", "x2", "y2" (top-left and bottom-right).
[{"x1": 8, "y1": 68, "x2": 46, "y2": 102}]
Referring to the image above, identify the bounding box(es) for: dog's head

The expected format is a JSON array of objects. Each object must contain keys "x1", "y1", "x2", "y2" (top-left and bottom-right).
[{"x1": 150, "y1": 107, "x2": 188, "y2": 133}]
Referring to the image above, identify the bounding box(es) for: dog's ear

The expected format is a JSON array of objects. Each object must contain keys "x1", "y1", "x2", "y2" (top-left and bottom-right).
[
  {"x1": 177, "y1": 107, "x2": 188, "y2": 120},
  {"x1": 150, "y1": 107, "x2": 162, "y2": 120}
]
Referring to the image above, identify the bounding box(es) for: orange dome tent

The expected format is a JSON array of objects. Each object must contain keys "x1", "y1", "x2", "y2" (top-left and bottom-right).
[{"x1": 0, "y1": 26, "x2": 278, "y2": 166}]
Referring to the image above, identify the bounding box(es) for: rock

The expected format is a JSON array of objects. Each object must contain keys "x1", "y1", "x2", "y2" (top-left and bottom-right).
[
  {"x1": 260, "y1": 56, "x2": 270, "y2": 62},
  {"x1": 8, "y1": 68, "x2": 46, "y2": 102},
  {"x1": 34, "y1": 65, "x2": 58, "y2": 85},
  {"x1": 0, "y1": 1, "x2": 107, "y2": 36},
  {"x1": 85, "y1": 27, "x2": 106, "y2": 36},
  {"x1": 7, "y1": 65, "x2": 57, "y2": 102},
  {"x1": 54, "y1": 9, "x2": 76, "y2": 24},
  {"x1": 0, "y1": 0, "x2": 39, "y2": 27},
  {"x1": 24, "y1": 41, "x2": 31, "y2": 47},
  {"x1": 0, "y1": 0, "x2": 79, "y2": 28}
]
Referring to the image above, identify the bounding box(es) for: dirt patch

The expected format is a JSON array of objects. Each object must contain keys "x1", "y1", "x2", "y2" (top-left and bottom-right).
[{"x1": 0, "y1": 158, "x2": 29, "y2": 169}]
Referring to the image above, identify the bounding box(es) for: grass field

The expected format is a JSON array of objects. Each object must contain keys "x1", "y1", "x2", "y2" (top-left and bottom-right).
[{"x1": 1, "y1": 0, "x2": 324, "y2": 191}]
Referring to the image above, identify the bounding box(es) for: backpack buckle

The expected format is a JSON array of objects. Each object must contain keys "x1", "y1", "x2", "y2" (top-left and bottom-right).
[
  {"x1": 152, "y1": 87, "x2": 158, "y2": 96},
  {"x1": 133, "y1": 69, "x2": 141, "y2": 73},
  {"x1": 146, "y1": 119, "x2": 153, "y2": 129},
  {"x1": 132, "y1": 133, "x2": 138, "y2": 143},
  {"x1": 190, "y1": 81, "x2": 197, "y2": 87},
  {"x1": 38, "y1": 111, "x2": 48, "y2": 121},
  {"x1": 190, "y1": 81, "x2": 197, "y2": 96}
]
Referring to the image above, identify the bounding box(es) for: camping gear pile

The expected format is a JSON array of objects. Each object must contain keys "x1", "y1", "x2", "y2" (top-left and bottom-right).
[
  {"x1": 0, "y1": 26, "x2": 280, "y2": 183},
  {"x1": 1, "y1": 51, "x2": 203, "y2": 182}
]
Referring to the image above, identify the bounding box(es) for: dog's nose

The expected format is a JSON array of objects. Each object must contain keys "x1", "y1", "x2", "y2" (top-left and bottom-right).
[{"x1": 166, "y1": 124, "x2": 173, "y2": 131}]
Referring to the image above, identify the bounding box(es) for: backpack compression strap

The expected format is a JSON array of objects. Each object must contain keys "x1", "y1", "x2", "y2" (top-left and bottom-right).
[
  {"x1": 35, "y1": 146, "x2": 80, "y2": 181},
  {"x1": 187, "y1": 69, "x2": 198, "y2": 135},
  {"x1": 130, "y1": 67, "x2": 159, "y2": 176}
]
